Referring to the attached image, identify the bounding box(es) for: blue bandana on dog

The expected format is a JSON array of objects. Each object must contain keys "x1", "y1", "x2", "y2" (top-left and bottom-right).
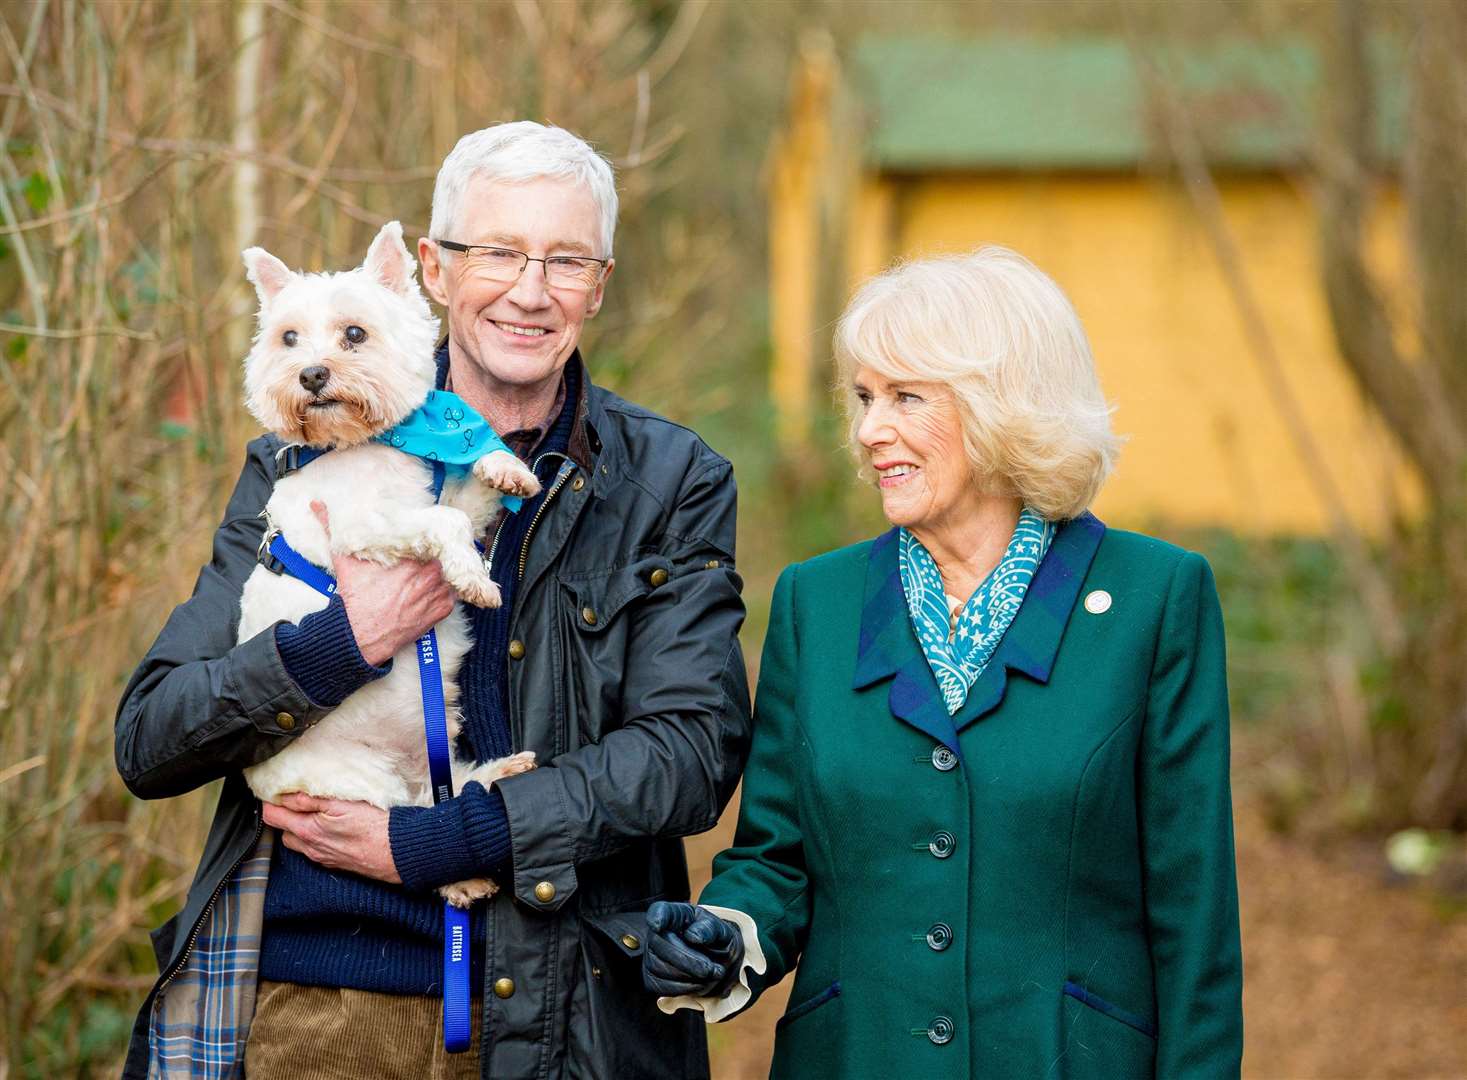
[
  {"x1": 373, "y1": 389, "x2": 522, "y2": 511},
  {"x1": 898, "y1": 508, "x2": 1055, "y2": 714}
]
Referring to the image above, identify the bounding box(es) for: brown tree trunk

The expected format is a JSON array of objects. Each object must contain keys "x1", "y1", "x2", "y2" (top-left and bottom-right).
[{"x1": 1315, "y1": 0, "x2": 1467, "y2": 826}]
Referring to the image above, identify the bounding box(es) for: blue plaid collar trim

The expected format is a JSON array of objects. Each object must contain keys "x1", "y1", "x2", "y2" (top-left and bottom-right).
[{"x1": 853, "y1": 512, "x2": 1106, "y2": 754}]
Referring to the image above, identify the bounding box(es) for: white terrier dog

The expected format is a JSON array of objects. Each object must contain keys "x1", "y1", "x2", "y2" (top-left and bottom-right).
[{"x1": 236, "y1": 221, "x2": 537, "y2": 906}]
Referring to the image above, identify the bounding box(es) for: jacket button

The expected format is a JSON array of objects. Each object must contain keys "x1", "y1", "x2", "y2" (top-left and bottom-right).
[
  {"x1": 572, "y1": 474, "x2": 585, "y2": 492},
  {"x1": 534, "y1": 881, "x2": 556, "y2": 902},
  {"x1": 620, "y1": 933, "x2": 641, "y2": 951},
  {"x1": 929, "y1": 830, "x2": 956, "y2": 859},
  {"x1": 704, "y1": 559, "x2": 721, "y2": 570},
  {"x1": 928, "y1": 1015, "x2": 955, "y2": 1045},
  {"x1": 493, "y1": 978, "x2": 515, "y2": 999},
  {"x1": 649, "y1": 568, "x2": 669, "y2": 587},
  {"x1": 581, "y1": 606, "x2": 598, "y2": 626},
  {"x1": 925, "y1": 922, "x2": 953, "y2": 951},
  {"x1": 275, "y1": 711, "x2": 296, "y2": 731},
  {"x1": 931, "y1": 745, "x2": 957, "y2": 771},
  {"x1": 508, "y1": 639, "x2": 526, "y2": 660}
]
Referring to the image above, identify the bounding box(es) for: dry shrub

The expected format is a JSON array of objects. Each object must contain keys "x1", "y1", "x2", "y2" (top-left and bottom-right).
[{"x1": 0, "y1": 1, "x2": 796, "y2": 1073}]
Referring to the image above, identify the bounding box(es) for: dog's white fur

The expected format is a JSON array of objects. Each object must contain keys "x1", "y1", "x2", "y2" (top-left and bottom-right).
[{"x1": 236, "y1": 221, "x2": 539, "y2": 906}]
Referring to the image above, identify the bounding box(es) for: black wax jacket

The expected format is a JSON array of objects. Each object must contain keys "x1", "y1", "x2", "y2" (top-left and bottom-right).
[{"x1": 115, "y1": 368, "x2": 752, "y2": 1078}]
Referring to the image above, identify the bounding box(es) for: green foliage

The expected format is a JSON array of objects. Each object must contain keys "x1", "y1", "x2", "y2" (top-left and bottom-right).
[
  {"x1": 1169, "y1": 525, "x2": 1348, "y2": 725},
  {"x1": 21, "y1": 171, "x2": 51, "y2": 213},
  {"x1": 76, "y1": 1000, "x2": 135, "y2": 1067}
]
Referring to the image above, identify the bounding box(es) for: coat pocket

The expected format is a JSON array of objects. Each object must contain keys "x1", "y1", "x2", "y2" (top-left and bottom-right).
[
  {"x1": 776, "y1": 980, "x2": 841, "y2": 1029},
  {"x1": 1059, "y1": 981, "x2": 1156, "y2": 1080},
  {"x1": 558, "y1": 557, "x2": 669, "y2": 635},
  {"x1": 568, "y1": 908, "x2": 710, "y2": 1080},
  {"x1": 1062, "y1": 980, "x2": 1156, "y2": 1039},
  {"x1": 557, "y1": 558, "x2": 668, "y2": 744},
  {"x1": 582, "y1": 908, "x2": 650, "y2": 959},
  {"x1": 770, "y1": 980, "x2": 844, "y2": 1078}
]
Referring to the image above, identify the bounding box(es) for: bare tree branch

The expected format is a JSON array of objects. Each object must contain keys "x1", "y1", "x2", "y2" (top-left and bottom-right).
[
  {"x1": 1315, "y1": 0, "x2": 1467, "y2": 503},
  {"x1": 1405, "y1": 0, "x2": 1467, "y2": 422},
  {"x1": 1127, "y1": 26, "x2": 1406, "y2": 654}
]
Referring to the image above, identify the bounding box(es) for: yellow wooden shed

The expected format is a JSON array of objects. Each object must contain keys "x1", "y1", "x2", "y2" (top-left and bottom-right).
[{"x1": 769, "y1": 33, "x2": 1415, "y2": 535}]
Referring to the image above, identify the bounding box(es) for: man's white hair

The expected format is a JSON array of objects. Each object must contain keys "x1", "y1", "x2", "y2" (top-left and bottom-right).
[{"x1": 428, "y1": 121, "x2": 618, "y2": 258}]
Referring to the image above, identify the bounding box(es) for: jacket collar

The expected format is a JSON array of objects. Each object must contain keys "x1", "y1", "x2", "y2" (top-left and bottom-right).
[{"x1": 852, "y1": 511, "x2": 1106, "y2": 754}]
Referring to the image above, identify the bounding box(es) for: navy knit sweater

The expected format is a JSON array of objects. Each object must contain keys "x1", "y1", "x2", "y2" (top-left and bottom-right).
[{"x1": 258, "y1": 350, "x2": 579, "y2": 994}]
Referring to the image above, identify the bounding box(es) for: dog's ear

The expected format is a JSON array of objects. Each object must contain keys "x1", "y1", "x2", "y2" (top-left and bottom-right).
[
  {"x1": 242, "y1": 247, "x2": 295, "y2": 307},
  {"x1": 364, "y1": 221, "x2": 415, "y2": 296}
]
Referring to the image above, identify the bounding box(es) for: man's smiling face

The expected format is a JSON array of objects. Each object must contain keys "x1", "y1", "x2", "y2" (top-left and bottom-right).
[{"x1": 420, "y1": 174, "x2": 612, "y2": 399}]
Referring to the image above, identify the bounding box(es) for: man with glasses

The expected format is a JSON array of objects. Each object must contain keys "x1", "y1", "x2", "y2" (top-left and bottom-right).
[{"x1": 117, "y1": 122, "x2": 751, "y2": 1079}]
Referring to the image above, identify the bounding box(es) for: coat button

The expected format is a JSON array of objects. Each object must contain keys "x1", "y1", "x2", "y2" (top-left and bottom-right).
[
  {"x1": 704, "y1": 559, "x2": 721, "y2": 570},
  {"x1": 1084, "y1": 589, "x2": 1112, "y2": 614},
  {"x1": 649, "y1": 568, "x2": 669, "y2": 587},
  {"x1": 534, "y1": 881, "x2": 556, "y2": 902},
  {"x1": 493, "y1": 978, "x2": 515, "y2": 999},
  {"x1": 931, "y1": 745, "x2": 957, "y2": 771},
  {"x1": 572, "y1": 474, "x2": 585, "y2": 492},
  {"x1": 620, "y1": 933, "x2": 641, "y2": 951},
  {"x1": 928, "y1": 1015, "x2": 955, "y2": 1045},
  {"x1": 925, "y1": 922, "x2": 953, "y2": 951},
  {"x1": 581, "y1": 606, "x2": 598, "y2": 626},
  {"x1": 929, "y1": 831, "x2": 957, "y2": 859},
  {"x1": 275, "y1": 711, "x2": 296, "y2": 731},
  {"x1": 508, "y1": 639, "x2": 526, "y2": 660}
]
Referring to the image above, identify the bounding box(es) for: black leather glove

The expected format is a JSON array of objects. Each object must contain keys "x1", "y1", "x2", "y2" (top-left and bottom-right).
[{"x1": 642, "y1": 900, "x2": 745, "y2": 998}]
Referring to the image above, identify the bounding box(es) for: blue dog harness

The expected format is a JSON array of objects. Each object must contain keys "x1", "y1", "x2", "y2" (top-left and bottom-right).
[{"x1": 262, "y1": 446, "x2": 493, "y2": 1053}]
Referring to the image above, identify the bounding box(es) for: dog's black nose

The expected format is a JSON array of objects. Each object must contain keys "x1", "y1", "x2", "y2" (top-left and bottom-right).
[{"x1": 299, "y1": 366, "x2": 331, "y2": 394}]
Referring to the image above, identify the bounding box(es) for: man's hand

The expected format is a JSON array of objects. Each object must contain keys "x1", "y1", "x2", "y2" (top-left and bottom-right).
[
  {"x1": 311, "y1": 501, "x2": 456, "y2": 666},
  {"x1": 262, "y1": 792, "x2": 401, "y2": 884}
]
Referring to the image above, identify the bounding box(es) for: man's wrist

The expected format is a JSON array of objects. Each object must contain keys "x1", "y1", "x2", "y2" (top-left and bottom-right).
[
  {"x1": 388, "y1": 782, "x2": 512, "y2": 890},
  {"x1": 275, "y1": 594, "x2": 391, "y2": 707}
]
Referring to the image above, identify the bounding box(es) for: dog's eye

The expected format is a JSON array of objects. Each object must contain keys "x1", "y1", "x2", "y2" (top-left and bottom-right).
[
  {"x1": 282, "y1": 330, "x2": 298, "y2": 347},
  {"x1": 344, "y1": 325, "x2": 367, "y2": 345}
]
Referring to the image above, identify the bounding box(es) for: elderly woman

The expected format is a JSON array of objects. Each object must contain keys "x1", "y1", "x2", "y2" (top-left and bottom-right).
[{"x1": 642, "y1": 248, "x2": 1242, "y2": 1078}]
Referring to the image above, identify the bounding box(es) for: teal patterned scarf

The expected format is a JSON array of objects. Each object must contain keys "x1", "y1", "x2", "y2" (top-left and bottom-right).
[
  {"x1": 373, "y1": 389, "x2": 522, "y2": 511},
  {"x1": 898, "y1": 508, "x2": 1056, "y2": 714}
]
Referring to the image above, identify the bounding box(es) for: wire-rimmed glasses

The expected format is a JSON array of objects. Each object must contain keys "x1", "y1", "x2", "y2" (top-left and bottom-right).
[{"x1": 435, "y1": 240, "x2": 609, "y2": 290}]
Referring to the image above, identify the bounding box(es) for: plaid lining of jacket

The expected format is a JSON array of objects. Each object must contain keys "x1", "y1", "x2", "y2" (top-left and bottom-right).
[{"x1": 147, "y1": 832, "x2": 273, "y2": 1079}]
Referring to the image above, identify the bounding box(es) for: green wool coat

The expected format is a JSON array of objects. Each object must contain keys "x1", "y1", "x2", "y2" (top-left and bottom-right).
[{"x1": 698, "y1": 514, "x2": 1242, "y2": 1079}]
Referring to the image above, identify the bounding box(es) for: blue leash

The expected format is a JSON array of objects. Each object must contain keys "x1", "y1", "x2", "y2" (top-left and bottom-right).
[{"x1": 264, "y1": 454, "x2": 473, "y2": 1053}]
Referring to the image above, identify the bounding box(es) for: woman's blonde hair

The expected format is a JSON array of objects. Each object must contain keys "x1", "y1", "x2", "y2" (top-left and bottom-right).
[{"x1": 834, "y1": 246, "x2": 1122, "y2": 521}]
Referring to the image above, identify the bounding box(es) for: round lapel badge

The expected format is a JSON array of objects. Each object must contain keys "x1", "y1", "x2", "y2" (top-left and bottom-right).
[{"x1": 1084, "y1": 589, "x2": 1112, "y2": 614}]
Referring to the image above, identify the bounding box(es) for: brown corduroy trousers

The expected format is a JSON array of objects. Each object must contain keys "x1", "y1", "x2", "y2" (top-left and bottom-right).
[{"x1": 244, "y1": 980, "x2": 484, "y2": 1080}]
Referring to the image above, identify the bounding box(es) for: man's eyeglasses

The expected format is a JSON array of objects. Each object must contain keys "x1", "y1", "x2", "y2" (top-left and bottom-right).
[{"x1": 435, "y1": 240, "x2": 609, "y2": 290}]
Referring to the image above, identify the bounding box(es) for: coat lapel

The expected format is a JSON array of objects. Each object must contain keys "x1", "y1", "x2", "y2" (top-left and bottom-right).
[
  {"x1": 853, "y1": 528, "x2": 964, "y2": 754},
  {"x1": 852, "y1": 513, "x2": 1107, "y2": 754}
]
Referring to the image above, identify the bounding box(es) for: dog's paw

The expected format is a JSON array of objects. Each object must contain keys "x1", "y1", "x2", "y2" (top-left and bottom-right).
[
  {"x1": 496, "y1": 750, "x2": 537, "y2": 777},
  {"x1": 454, "y1": 571, "x2": 502, "y2": 609},
  {"x1": 474, "y1": 450, "x2": 542, "y2": 498},
  {"x1": 459, "y1": 752, "x2": 537, "y2": 793},
  {"x1": 439, "y1": 877, "x2": 498, "y2": 908}
]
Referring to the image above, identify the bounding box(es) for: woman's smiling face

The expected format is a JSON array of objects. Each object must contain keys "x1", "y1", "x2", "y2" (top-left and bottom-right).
[{"x1": 853, "y1": 364, "x2": 979, "y2": 532}]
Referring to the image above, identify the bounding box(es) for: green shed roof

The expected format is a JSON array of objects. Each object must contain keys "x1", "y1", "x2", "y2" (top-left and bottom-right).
[{"x1": 850, "y1": 34, "x2": 1404, "y2": 171}]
